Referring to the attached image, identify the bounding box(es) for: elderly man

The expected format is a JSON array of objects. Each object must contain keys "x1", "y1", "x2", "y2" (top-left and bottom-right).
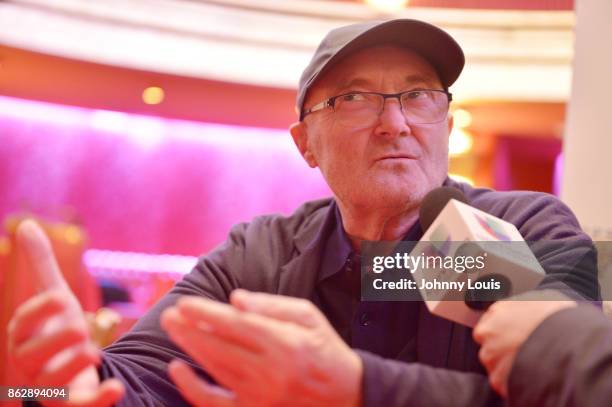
[{"x1": 8, "y1": 19, "x2": 599, "y2": 407}]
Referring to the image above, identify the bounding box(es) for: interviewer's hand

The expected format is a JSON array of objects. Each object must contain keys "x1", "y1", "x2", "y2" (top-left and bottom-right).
[
  {"x1": 7, "y1": 220, "x2": 124, "y2": 406},
  {"x1": 161, "y1": 290, "x2": 362, "y2": 407},
  {"x1": 473, "y1": 290, "x2": 577, "y2": 398}
]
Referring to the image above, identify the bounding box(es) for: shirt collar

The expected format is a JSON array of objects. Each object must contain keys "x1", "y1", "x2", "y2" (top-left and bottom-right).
[
  {"x1": 318, "y1": 200, "x2": 425, "y2": 282},
  {"x1": 318, "y1": 203, "x2": 353, "y2": 282}
]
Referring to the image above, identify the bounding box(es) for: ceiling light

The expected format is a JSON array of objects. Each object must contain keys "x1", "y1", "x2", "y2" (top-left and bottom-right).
[
  {"x1": 142, "y1": 86, "x2": 165, "y2": 105},
  {"x1": 363, "y1": 0, "x2": 409, "y2": 13}
]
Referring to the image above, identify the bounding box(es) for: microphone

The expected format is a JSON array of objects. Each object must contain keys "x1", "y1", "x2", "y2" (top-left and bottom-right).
[
  {"x1": 410, "y1": 187, "x2": 546, "y2": 327},
  {"x1": 419, "y1": 186, "x2": 469, "y2": 232}
]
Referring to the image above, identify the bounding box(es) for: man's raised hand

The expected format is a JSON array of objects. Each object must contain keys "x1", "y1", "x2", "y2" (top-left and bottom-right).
[
  {"x1": 7, "y1": 220, "x2": 124, "y2": 407},
  {"x1": 161, "y1": 290, "x2": 363, "y2": 407}
]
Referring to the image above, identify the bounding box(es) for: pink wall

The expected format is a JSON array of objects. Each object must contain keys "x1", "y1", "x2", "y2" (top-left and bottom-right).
[
  {"x1": 0, "y1": 96, "x2": 331, "y2": 255},
  {"x1": 493, "y1": 135, "x2": 562, "y2": 194}
]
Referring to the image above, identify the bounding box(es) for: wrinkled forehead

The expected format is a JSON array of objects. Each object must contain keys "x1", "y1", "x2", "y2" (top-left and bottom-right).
[{"x1": 304, "y1": 45, "x2": 443, "y2": 104}]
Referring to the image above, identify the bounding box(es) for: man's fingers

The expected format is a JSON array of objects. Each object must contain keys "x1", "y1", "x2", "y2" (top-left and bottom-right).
[
  {"x1": 169, "y1": 360, "x2": 236, "y2": 407},
  {"x1": 478, "y1": 340, "x2": 506, "y2": 371},
  {"x1": 8, "y1": 290, "x2": 68, "y2": 347},
  {"x1": 35, "y1": 344, "x2": 100, "y2": 387},
  {"x1": 488, "y1": 356, "x2": 513, "y2": 398},
  {"x1": 16, "y1": 219, "x2": 69, "y2": 292},
  {"x1": 174, "y1": 296, "x2": 286, "y2": 350},
  {"x1": 14, "y1": 323, "x2": 89, "y2": 378},
  {"x1": 230, "y1": 289, "x2": 324, "y2": 329},
  {"x1": 68, "y1": 378, "x2": 125, "y2": 407},
  {"x1": 472, "y1": 319, "x2": 489, "y2": 344},
  {"x1": 162, "y1": 308, "x2": 252, "y2": 390}
]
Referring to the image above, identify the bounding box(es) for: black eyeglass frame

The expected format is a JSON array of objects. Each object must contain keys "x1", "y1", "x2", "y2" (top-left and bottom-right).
[{"x1": 300, "y1": 89, "x2": 453, "y2": 122}]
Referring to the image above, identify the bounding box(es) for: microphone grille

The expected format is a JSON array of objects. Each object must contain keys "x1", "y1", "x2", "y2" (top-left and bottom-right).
[{"x1": 419, "y1": 186, "x2": 469, "y2": 232}]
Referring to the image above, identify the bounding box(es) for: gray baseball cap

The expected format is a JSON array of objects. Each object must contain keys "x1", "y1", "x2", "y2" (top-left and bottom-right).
[{"x1": 297, "y1": 19, "x2": 465, "y2": 120}]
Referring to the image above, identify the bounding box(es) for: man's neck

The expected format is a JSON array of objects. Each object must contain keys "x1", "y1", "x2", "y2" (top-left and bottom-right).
[{"x1": 337, "y1": 201, "x2": 419, "y2": 253}]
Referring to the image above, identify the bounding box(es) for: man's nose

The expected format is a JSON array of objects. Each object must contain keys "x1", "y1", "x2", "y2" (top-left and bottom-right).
[{"x1": 374, "y1": 98, "x2": 411, "y2": 138}]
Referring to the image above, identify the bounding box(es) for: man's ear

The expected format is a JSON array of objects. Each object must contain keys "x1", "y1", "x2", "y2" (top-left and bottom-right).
[{"x1": 289, "y1": 121, "x2": 318, "y2": 168}]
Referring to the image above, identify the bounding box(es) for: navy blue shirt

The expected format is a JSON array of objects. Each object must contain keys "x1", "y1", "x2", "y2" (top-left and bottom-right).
[{"x1": 313, "y1": 205, "x2": 423, "y2": 360}]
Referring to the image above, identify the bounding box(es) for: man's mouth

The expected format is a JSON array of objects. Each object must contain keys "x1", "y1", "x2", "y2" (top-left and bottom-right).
[{"x1": 376, "y1": 154, "x2": 418, "y2": 161}]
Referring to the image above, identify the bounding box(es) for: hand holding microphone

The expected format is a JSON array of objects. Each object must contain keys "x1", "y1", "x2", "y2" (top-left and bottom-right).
[
  {"x1": 7, "y1": 220, "x2": 124, "y2": 406},
  {"x1": 472, "y1": 290, "x2": 577, "y2": 397}
]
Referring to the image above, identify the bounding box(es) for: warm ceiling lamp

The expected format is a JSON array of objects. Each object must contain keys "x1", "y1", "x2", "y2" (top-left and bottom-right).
[
  {"x1": 364, "y1": 0, "x2": 409, "y2": 13},
  {"x1": 142, "y1": 86, "x2": 165, "y2": 105}
]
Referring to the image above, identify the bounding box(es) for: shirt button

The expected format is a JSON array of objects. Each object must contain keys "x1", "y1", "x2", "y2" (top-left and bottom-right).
[{"x1": 360, "y1": 313, "x2": 371, "y2": 326}]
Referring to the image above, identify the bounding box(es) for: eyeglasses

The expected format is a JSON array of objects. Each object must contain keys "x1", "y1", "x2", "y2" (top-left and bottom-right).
[{"x1": 300, "y1": 89, "x2": 452, "y2": 125}]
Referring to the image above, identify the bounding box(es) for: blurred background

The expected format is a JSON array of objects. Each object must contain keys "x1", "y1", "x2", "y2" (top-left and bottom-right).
[{"x1": 1, "y1": 0, "x2": 610, "y2": 384}]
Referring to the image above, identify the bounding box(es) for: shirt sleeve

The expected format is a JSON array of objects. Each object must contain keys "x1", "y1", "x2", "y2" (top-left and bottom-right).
[
  {"x1": 97, "y1": 222, "x2": 248, "y2": 406},
  {"x1": 516, "y1": 194, "x2": 600, "y2": 301},
  {"x1": 356, "y1": 350, "x2": 503, "y2": 407},
  {"x1": 508, "y1": 305, "x2": 612, "y2": 407}
]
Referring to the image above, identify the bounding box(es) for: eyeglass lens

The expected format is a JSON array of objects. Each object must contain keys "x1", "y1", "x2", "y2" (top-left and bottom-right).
[{"x1": 333, "y1": 90, "x2": 449, "y2": 126}]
